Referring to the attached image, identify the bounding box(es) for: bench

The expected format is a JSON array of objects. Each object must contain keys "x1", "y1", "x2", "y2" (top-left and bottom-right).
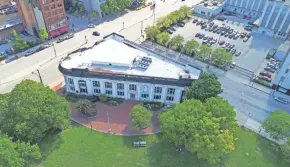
[{"x1": 133, "y1": 141, "x2": 146, "y2": 147}]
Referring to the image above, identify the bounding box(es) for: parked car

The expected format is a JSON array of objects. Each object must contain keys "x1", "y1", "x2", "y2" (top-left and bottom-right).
[
  {"x1": 259, "y1": 71, "x2": 272, "y2": 78},
  {"x1": 235, "y1": 51, "x2": 241, "y2": 56},
  {"x1": 192, "y1": 19, "x2": 198, "y2": 23},
  {"x1": 56, "y1": 38, "x2": 65, "y2": 43},
  {"x1": 195, "y1": 33, "x2": 200, "y2": 37},
  {"x1": 218, "y1": 40, "x2": 225, "y2": 45},
  {"x1": 198, "y1": 34, "x2": 205, "y2": 39},
  {"x1": 65, "y1": 33, "x2": 74, "y2": 39},
  {"x1": 231, "y1": 49, "x2": 236, "y2": 54},
  {"x1": 167, "y1": 29, "x2": 174, "y2": 34},
  {"x1": 169, "y1": 26, "x2": 176, "y2": 31},
  {"x1": 45, "y1": 42, "x2": 53, "y2": 48},
  {"x1": 229, "y1": 44, "x2": 235, "y2": 49},
  {"x1": 24, "y1": 50, "x2": 35, "y2": 57},
  {"x1": 177, "y1": 22, "x2": 185, "y2": 27},
  {"x1": 87, "y1": 24, "x2": 95, "y2": 28},
  {"x1": 230, "y1": 62, "x2": 236, "y2": 68},
  {"x1": 264, "y1": 67, "x2": 276, "y2": 73},
  {"x1": 274, "y1": 96, "x2": 288, "y2": 104},
  {"x1": 209, "y1": 22, "x2": 214, "y2": 27},
  {"x1": 243, "y1": 37, "x2": 249, "y2": 42},
  {"x1": 216, "y1": 16, "x2": 226, "y2": 21},
  {"x1": 35, "y1": 45, "x2": 45, "y2": 52}
]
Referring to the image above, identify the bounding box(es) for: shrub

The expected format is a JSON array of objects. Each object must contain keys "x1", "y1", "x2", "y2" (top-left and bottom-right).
[
  {"x1": 131, "y1": 104, "x2": 152, "y2": 130},
  {"x1": 99, "y1": 94, "x2": 108, "y2": 102},
  {"x1": 253, "y1": 79, "x2": 272, "y2": 88}
]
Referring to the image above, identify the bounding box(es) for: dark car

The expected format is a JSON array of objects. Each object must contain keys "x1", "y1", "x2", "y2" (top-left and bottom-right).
[
  {"x1": 216, "y1": 16, "x2": 226, "y2": 21},
  {"x1": 169, "y1": 26, "x2": 176, "y2": 31},
  {"x1": 192, "y1": 19, "x2": 198, "y2": 23},
  {"x1": 24, "y1": 50, "x2": 35, "y2": 57},
  {"x1": 35, "y1": 45, "x2": 45, "y2": 52},
  {"x1": 229, "y1": 44, "x2": 235, "y2": 49},
  {"x1": 167, "y1": 29, "x2": 174, "y2": 34},
  {"x1": 177, "y1": 22, "x2": 185, "y2": 27},
  {"x1": 224, "y1": 33, "x2": 229, "y2": 37},
  {"x1": 209, "y1": 22, "x2": 214, "y2": 27},
  {"x1": 264, "y1": 67, "x2": 276, "y2": 73},
  {"x1": 92, "y1": 31, "x2": 100, "y2": 36},
  {"x1": 235, "y1": 52, "x2": 241, "y2": 56},
  {"x1": 231, "y1": 49, "x2": 236, "y2": 54},
  {"x1": 243, "y1": 37, "x2": 249, "y2": 42},
  {"x1": 195, "y1": 33, "x2": 200, "y2": 37},
  {"x1": 56, "y1": 38, "x2": 65, "y2": 43}
]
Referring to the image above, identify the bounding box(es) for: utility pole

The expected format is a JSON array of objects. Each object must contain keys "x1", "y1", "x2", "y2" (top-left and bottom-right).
[
  {"x1": 106, "y1": 110, "x2": 111, "y2": 133},
  {"x1": 52, "y1": 43, "x2": 57, "y2": 57},
  {"x1": 141, "y1": 20, "x2": 143, "y2": 35},
  {"x1": 36, "y1": 69, "x2": 43, "y2": 84},
  {"x1": 152, "y1": 1, "x2": 156, "y2": 24}
]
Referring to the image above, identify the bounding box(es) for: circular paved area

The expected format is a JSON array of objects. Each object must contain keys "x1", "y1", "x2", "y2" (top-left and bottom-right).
[{"x1": 70, "y1": 100, "x2": 161, "y2": 136}]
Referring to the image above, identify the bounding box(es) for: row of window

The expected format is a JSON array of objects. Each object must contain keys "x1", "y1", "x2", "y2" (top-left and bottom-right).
[{"x1": 68, "y1": 79, "x2": 177, "y2": 101}]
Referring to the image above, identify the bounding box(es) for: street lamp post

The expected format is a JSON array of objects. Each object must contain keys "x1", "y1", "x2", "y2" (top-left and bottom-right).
[{"x1": 106, "y1": 110, "x2": 111, "y2": 132}]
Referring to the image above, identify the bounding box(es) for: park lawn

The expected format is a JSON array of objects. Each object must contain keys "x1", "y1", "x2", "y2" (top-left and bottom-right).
[{"x1": 39, "y1": 124, "x2": 289, "y2": 167}]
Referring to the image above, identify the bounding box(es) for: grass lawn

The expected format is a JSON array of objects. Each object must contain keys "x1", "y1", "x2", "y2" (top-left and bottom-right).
[{"x1": 39, "y1": 123, "x2": 289, "y2": 167}]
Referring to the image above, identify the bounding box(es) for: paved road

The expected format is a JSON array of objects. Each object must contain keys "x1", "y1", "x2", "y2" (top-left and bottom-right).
[
  {"x1": 0, "y1": 0, "x2": 200, "y2": 92},
  {"x1": 140, "y1": 41, "x2": 290, "y2": 122}
]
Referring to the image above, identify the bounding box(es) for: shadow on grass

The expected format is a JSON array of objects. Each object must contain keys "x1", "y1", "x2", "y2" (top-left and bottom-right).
[{"x1": 257, "y1": 135, "x2": 289, "y2": 167}]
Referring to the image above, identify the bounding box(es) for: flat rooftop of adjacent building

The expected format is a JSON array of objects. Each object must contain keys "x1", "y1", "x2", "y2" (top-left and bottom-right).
[
  {"x1": 61, "y1": 33, "x2": 201, "y2": 80},
  {"x1": 196, "y1": 0, "x2": 224, "y2": 9}
]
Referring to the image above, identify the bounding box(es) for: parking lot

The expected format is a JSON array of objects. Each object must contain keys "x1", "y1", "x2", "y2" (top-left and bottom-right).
[{"x1": 169, "y1": 17, "x2": 283, "y2": 72}]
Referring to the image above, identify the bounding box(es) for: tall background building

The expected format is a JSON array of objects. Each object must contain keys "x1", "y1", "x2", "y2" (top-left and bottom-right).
[
  {"x1": 17, "y1": 0, "x2": 69, "y2": 37},
  {"x1": 224, "y1": 0, "x2": 267, "y2": 17}
]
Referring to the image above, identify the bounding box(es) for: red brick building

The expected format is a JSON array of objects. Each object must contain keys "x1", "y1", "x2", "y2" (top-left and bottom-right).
[{"x1": 17, "y1": 0, "x2": 69, "y2": 37}]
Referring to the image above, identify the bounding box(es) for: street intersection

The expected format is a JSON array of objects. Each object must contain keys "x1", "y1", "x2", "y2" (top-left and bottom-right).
[{"x1": 0, "y1": 0, "x2": 289, "y2": 135}]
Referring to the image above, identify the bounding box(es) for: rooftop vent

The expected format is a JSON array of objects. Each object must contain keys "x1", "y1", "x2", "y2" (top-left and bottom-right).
[{"x1": 134, "y1": 56, "x2": 152, "y2": 70}]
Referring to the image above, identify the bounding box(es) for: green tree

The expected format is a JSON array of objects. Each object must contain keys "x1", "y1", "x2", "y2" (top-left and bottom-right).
[
  {"x1": 281, "y1": 137, "x2": 290, "y2": 163},
  {"x1": 156, "y1": 32, "x2": 170, "y2": 46},
  {"x1": 0, "y1": 80, "x2": 70, "y2": 143},
  {"x1": 144, "y1": 26, "x2": 160, "y2": 42},
  {"x1": 183, "y1": 39, "x2": 199, "y2": 56},
  {"x1": 198, "y1": 44, "x2": 212, "y2": 60},
  {"x1": 169, "y1": 35, "x2": 184, "y2": 49},
  {"x1": 11, "y1": 29, "x2": 28, "y2": 52},
  {"x1": 262, "y1": 110, "x2": 290, "y2": 140},
  {"x1": 76, "y1": 99, "x2": 91, "y2": 114},
  {"x1": 167, "y1": 12, "x2": 178, "y2": 25},
  {"x1": 159, "y1": 99, "x2": 236, "y2": 164},
  {"x1": 131, "y1": 105, "x2": 152, "y2": 130},
  {"x1": 101, "y1": 3, "x2": 109, "y2": 15},
  {"x1": 178, "y1": 5, "x2": 192, "y2": 20},
  {"x1": 211, "y1": 48, "x2": 233, "y2": 66},
  {"x1": 186, "y1": 73, "x2": 222, "y2": 101},
  {"x1": 90, "y1": 11, "x2": 99, "y2": 18},
  {"x1": 156, "y1": 16, "x2": 172, "y2": 30},
  {"x1": 0, "y1": 135, "x2": 41, "y2": 167},
  {"x1": 38, "y1": 27, "x2": 48, "y2": 42}
]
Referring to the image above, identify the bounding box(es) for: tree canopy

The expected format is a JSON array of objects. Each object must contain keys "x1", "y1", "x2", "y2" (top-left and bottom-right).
[
  {"x1": 262, "y1": 110, "x2": 290, "y2": 140},
  {"x1": 186, "y1": 73, "x2": 222, "y2": 101},
  {"x1": 169, "y1": 35, "x2": 184, "y2": 49},
  {"x1": 211, "y1": 48, "x2": 233, "y2": 66},
  {"x1": 159, "y1": 98, "x2": 236, "y2": 164},
  {"x1": 0, "y1": 80, "x2": 70, "y2": 143},
  {"x1": 38, "y1": 27, "x2": 48, "y2": 42},
  {"x1": 183, "y1": 39, "x2": 199, "y2": 56},
  {"x1": 198, "y1": 44, "x2": 212, "y2": 60},
  {"x1": 131, "y1": 105, "x2": 152, "y2": 130},
  {"x1": 0, "y1": 134, "x2": 41, "y2": 167},
  {"x1": 11, "y1": 29, "x2": 28, "y2": 52},
  {"x1": 101, "y1": 0, "x2": 132, "y2": 16},
  {"x1": 281, "y1": 137, "x2": 290, "y2": 163},
  {"x1": 144, "y1": 26, "x2": 160, "y2": 42},
  {"x1": 156, "y1": 32, "x2": 170, "y2": 46}
]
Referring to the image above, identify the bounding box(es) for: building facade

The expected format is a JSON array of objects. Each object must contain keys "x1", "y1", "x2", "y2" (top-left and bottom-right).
[
  {"x1": 224, "y1": 0, "x2": 267, "y2": 17},
  {"x1": 258, "y1": 0, "x2": 290, "y2": 40},
  {"x1": 59, "y1": 33, "x2": 202, "y2": 104},
  {"x1": 273, "y1": 52, "x2": 290, "y2": 95},
  {"x1": 17, "y1": 0, "x2": 68, "y2": 37}
]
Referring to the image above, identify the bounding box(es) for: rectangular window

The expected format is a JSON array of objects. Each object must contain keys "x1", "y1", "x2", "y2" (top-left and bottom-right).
[
  {"x1": 68, "y1": 78, "x2": 74, "y2": 85},
  {"x1": 105, "y1": 90, "x2": 112, "y2": 95},
  {"x1": 167, "y1": 88, "x2": 175, "y2": 95},
  {"x1": 129, "y1": 84, "x2": 136, "y2": 91},
  {"x1": 93, "y1": 81, "x2": 100, "y2": 87},
  {"x1": 154, "y1": 87, "x2": 162, "y2": 94},
  {"x1": 94, "y1": 89, "x2": 100, "y2": 94},
  {"x1": 154, "y1": 95, "x2": 161, "y2": 100},
  {"x1": 70, "y1": 86, "x2": 75, "y2": 91},
  {"x1": 141, "y1": 93, "x2": 149, "y2": 99},
  {"x1": 117, "y1": 91, "x2": 124, "y2": 96},
  {"x1": 79, "y1": 82, "x2": 86, "y2": 87},
  {"x1": 117, "y1": 83, "x2": 124, "y2": 90},
  {"x1": 166, "y1": 96, "x2": 174, "y2": 101},
  {"x1": 105, "y1": 82, "x2": 112, "y2": 89},
  {"x1": 80, "y1": 88, "x2": 87, "y2": 93}
]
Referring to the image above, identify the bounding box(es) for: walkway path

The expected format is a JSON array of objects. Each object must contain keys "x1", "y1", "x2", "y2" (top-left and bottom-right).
[{"x1": 70, "y1": 100, "x2": 161, "y2": 136}]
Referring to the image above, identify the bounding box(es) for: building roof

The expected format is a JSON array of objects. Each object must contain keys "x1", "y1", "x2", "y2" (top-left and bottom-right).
[
  {"x1": 60, "y1": 33, "x2": 201, "y2": 81},
  {"x1": 277, "y1": 41, "x2": 290, "y2": 53},
  {"x1": 195, "y1": 0, "x2": 224, "y2": 9}
]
